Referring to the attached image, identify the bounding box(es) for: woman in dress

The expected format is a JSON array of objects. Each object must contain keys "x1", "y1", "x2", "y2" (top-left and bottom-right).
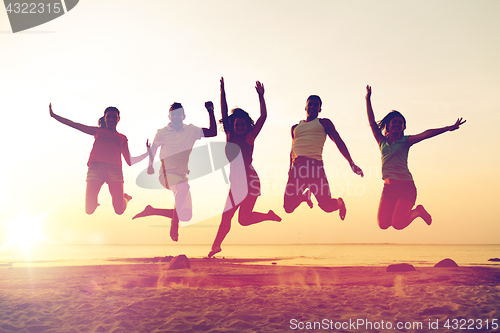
[
  {"x1": 365, "y1": 85, "x2": 465, "y2": 229},
  {"x1": 208, "y1": 78, "x2": 281, "y2": 257}
]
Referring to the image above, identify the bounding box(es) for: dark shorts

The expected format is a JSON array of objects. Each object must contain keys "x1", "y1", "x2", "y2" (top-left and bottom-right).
[
  {"x1": 86, "y1": 162, "x2": 124, "y2": 184},
  {"x1": 285, "y1": 156, "x2": 332, "y2": 208},
  {"x1": 381, "y1": 181, "x2": 417, "y2": 204}
]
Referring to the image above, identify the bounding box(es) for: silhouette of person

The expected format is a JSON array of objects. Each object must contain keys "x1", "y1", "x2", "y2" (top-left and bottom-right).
[
  {"x1": 207, "y1": 78, "x2": 281, "y2": 258},
  {"x1": 133, "y1": 102, "x2": 217, "y2": 242},
  {"x1": 365, "y1": 85, "x2": 466, "y2": 229},
  {"x1": 49, "y1": 104, "x2": 148, "y2": 215},
  {"x1": 283, "y1": 96, "x2": 363, "y2": 219}
]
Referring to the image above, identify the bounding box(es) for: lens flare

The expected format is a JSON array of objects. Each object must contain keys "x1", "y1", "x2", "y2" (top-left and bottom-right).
[{"x1": 2, "y1": 212, "x2": 46, "y2": 251}]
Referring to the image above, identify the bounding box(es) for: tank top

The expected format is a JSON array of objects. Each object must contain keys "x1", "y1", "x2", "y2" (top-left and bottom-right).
[{"x1": 291, "y1": 117, "x2": 326, "y2": 161}]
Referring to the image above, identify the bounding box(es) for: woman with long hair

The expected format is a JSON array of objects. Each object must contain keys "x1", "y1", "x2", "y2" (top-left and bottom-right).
[
  {"x1": 365, "y1": 85, "x2": 465, "y2": 230},
  {"x1": 208, "y1": 78, "x2": 281, "y2": 258}
]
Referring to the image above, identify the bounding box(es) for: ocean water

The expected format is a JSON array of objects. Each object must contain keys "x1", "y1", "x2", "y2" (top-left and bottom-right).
[{"x1": 1, "y1": 244, "x2": 499, "y2": 268}]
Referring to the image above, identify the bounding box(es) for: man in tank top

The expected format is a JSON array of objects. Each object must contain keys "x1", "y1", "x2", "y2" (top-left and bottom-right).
[{"x1": 283, "y1": 95, "x2": 364, "y2": 220}]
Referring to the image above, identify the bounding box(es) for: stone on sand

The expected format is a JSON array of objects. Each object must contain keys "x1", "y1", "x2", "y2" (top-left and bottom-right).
[
  {"x1": 434, "y1": 258, "x2": 459, "y2": 268},
  {"x1": 386, "y1": 263, "x2": 415, "y2": 272},
  {"x1": 167, "y1": 254, "x2": 191, "y2": 270}
]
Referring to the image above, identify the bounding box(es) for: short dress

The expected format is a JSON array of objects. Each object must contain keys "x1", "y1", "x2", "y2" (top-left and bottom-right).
[{"x1": 223, "y1": 134, "x2": 261, "y2": 211}]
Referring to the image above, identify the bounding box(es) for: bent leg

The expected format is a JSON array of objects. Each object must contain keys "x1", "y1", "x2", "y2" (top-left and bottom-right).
[
  {"x1": 208, "y1": 205, "x2": 238, "y2": 258},
  {"x1": 238, "y1": 196, "x2": 282, "y2": 226},
  {"x1": 86, "y1": 180, "x2": 104, "y2": 215},
  {"x1": 170, "y1": 208, "x2": 179, "y2": 242},
  {"x1": 392, "y1": 201, "x2": 432, "y2": 230},
  {"x1": 284, "y1": 184, "x2": 311, "y2": 214},
  {"x1": 312, "y1": 165, "x2": 346, "y2": 219},
  {"x1": 132, "y1": 205, "x2": 174, "y2": 219},
  {"x1": 172, "y1": 183, "x2": 193, "y2": 222},
  {"x1": 377, "y1": 197, "x2": 397, "y2": 230},
  {"x1": 391, "y1": 199, "x2": 416, "y2": 230},
  {"x1": 108, "y1": 182, "x2": 128, "y2": 215}
]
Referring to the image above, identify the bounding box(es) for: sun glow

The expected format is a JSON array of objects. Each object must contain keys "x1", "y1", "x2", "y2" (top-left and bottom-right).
[{"x1": 2, "y1": 212, "x2": 46, "y2": 251}]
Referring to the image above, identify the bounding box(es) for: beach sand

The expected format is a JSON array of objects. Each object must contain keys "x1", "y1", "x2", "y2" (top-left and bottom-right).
[{"x1": 1, "y1": 259, "x2": 499, "y2": 332}]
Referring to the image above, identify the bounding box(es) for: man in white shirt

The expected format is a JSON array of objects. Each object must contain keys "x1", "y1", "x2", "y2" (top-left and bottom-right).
[{"x1": 133, "y1": 102, "x2": 217, "y2": 241}]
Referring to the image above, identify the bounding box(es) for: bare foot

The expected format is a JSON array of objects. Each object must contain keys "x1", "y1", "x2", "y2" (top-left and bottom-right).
[
  {"x1": 132, "y1": 205, "x2": 155, "y2": 220},
  {"x1": 268, "y1": 210, "x2": 282, "y2": 222},
  {"x1": 417, "y1": 204, "x2": 432, "y2": 225},
  {"x1": 304, "y1": 190, "x2": 313, "y2": 208},
  {"x1": 338, "y1": 198, "x2": 346, "y2": 221},
  {"x1": 208, "y1": 246, "x2": 221, "y2": 258},
  {"x1": 170, "y1": 219, "x2": 179, "y2": 242}
]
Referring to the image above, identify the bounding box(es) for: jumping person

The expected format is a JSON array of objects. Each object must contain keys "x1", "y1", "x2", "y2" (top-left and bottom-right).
[
  {"x1": 365, "y1": 85, "x2": 466, "y2": 230},
  {"x1": 49, "y1": 104, "x2": 147, "y2": 215},
  {"x1": 207, "y1": 77, "x2": 281, "y2": 258},
  {"x1": 283, "y1": 95, "x2": 364, "y2": 219},
  {"x1": 133, "y1": 101, "x2": 217, "y2": 242}
]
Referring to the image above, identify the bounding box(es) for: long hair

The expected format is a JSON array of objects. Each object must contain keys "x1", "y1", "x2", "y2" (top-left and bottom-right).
[
  {"x1": 377, "y1": 110, "x2": 406, "y2": 137},
  {"x1": 98, "y1": 116, "x2": 106, "y2": 128},
  {"x1": 220, "y1": 108, "x2": 255, "y2": 134}
]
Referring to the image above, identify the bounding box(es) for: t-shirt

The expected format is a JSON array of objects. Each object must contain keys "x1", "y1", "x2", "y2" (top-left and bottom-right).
[
  {"x1": 379, "y1": 135, "x2": 413, "y2": 181},
  {"x1": 291, "y1": 118, "x2": 327, "y2": 161},
  {"x1": 153, "y1": 123, "x2": 203, "y2": 176},
  {"x1": 87, "y1": 128, "x2": 128, "y2": 166}
]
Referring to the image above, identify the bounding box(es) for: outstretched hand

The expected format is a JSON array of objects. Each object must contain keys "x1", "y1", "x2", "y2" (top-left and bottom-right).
[
  {"x1": 351, "y1": 164, "x2": 364, "y2": 177},
  {"x1": 255, "y1": 81, "x2": 265, "y2": 95},
  {"x1": 365, "y1": 85, "x2": 372, "y2": 99},
  {"x1": 205, "y1": 101, "x2": 214, "y2": 111},
  {"x1": 449, "y1": 118, "x2": 466, "y2": 131}
]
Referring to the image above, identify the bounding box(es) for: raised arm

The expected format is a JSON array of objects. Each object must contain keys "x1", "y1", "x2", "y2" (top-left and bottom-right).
[
  {"x1": 218, "y1": 77, "x2": 231, "y2": 139},
  {"x1": 320, "y1": 119, "x2": 364, "y2": 177},
  {"x1": 365, "y1": 86, "x2": 383, "y2": 143},
  {"x1": 220, "y1": 77, "x2": 229, "y2": 120},
  {"x1": 202, "y1": 101, "x2": 217, "y2": 138},
  {"x1": 250, "y1": 81, "x2": 267, "y2": 139},
  {"x1": 408, "y1": 118, "x2": 466, "y2": 145},
  {"x1": 49, "y1": 103, "x2": 97, "y2": 136}
]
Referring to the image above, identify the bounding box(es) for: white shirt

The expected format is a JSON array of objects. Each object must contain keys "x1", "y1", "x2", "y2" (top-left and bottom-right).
[{"x1": 153, "y1": 123, "x2": 203, "y2": 175}]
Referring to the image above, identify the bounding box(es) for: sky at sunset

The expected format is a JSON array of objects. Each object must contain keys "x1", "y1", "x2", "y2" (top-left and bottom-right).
[{"x1": 0, "y1": 0, "x2": 499, "y2": 247}]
